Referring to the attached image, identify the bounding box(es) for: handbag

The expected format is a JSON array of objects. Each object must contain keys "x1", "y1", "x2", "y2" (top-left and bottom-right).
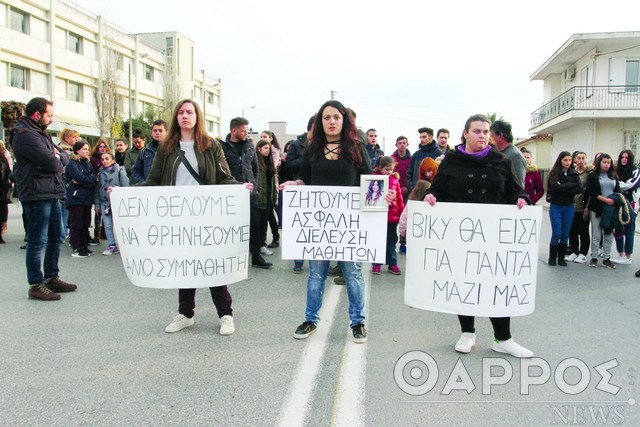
[{"x1": 175, "y1": 147, "x2": 205, "y2": 185}]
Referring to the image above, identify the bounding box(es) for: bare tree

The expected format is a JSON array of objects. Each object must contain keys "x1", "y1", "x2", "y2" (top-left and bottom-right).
[{"x1": 94, "y1": 47, "x2": 123, "y2": 145}]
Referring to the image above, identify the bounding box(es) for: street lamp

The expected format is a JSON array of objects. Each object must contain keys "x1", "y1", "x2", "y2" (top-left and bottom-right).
[{"x1": 242, "y1": 105, "x2": 255, "y2": 118}]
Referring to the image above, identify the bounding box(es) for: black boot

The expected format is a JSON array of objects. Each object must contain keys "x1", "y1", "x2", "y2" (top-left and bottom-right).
[
  {"x1": 557, "y1": 243, "x2": 568, "y2": 266},
  {"x1": 252, "y1": 254, "x2": 272, "y2": 269},
  {"x1": 548, "y1": 244, "x2": 558, "y2": 266}
]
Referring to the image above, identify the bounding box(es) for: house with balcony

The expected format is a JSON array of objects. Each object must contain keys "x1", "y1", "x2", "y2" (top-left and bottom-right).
[{"x1": 530, "y1": 31, "x2": 640, "y2": 162}]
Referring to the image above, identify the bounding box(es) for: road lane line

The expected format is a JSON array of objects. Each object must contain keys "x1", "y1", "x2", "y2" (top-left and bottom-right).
[
  {"x1": 277, "y1": 283, "x2": 343, "y2": 426},
  {"x1": 331, "y1": 267, "x2": 371, "y2": 427}
]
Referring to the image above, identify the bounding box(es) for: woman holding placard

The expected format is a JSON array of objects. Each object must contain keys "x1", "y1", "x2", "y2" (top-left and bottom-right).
[
  {"x1": 139, "y1": 99, "x2": 246, "y2": 336},
  {"x1": 280, "y1": 100, "x2": 381, "y2": 344},
  {"x1": 424, "y1": 113, "x2": 534, "y2": 358}
]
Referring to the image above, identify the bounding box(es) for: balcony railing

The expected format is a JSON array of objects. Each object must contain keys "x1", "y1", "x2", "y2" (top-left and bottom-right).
[{"x1": 530, "y1": 86, "x2": 640, "y2": 128}]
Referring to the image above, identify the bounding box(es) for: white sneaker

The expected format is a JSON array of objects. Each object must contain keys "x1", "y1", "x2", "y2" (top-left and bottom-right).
[
  {"x1": 219, "y1": 315, "x2": 235, "y2": 335},
  {"x1": 612, "y1": 257, "x2": 632, "y2": 265},
  {"x1": 564, "y1": 253, "x2": 578, "y2": 262},
  {"x1": 164, "y1": 314, "x2": 194, "y2": 333},
  {"x1": 574, "y1": 254, "x2": 588, "y2": 263},
  {"x1": 492, "y1": 338, "x2": 533, "y2": 358},
  {"x1": 454, "y1": 332, "x2": 476, "y2": 353},
  {"x1": 260, "y1": 246, "x2": 273, "y2": 256}
]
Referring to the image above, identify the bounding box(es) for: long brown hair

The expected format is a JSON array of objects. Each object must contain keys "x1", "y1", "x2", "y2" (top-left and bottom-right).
[
  {"x1": 256, "y1": 140, "x2": 275, "y2": 175},
  {"x1": 90, "y1": 138, "x2": 111, "y2": 157},
  {"x1": 162, "y1": 99, "x2": 211, "y2": 154}
]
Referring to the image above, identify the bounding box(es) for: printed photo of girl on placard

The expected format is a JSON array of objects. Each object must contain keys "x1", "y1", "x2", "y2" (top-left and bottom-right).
[{"x1": 361, "y1": 174, "x2": 389, "y2": 211}]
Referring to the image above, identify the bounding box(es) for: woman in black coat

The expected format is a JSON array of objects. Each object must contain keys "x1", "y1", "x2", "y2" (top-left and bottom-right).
[
  {"x1": 424, "y1": 114, "x2": 533, "y2": 358},
  {"x1": 65, "y1": 141, "x2": 97, "y2": 257}
]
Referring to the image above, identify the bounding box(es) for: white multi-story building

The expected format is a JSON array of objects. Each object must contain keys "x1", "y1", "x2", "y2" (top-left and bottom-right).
[
  {"x1": 0, "y1": 0, "x2": 222, "y2": 141},
  {"x1": 530, "y1": 31, "x2": 640, "y2": 162}
]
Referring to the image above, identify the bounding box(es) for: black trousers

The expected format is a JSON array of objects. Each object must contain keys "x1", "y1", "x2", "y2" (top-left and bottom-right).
[
  {"x1": 249, "y1": 197, "x2": 261, "y2": 256},
  {"x1": 178, "y1": 286, "x2": 233, "y2": 319},
  {"x1": 458, "y1": 315, "x2": 511, "y2": 341},
  {"x1": 67, "y1": 204, "x2": 92, "y2": 250},
  {"x1": 568, "y1": 211, "x2": 590, "y2": 256}
]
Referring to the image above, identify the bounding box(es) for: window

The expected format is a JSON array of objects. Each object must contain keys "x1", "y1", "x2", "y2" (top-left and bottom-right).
[
  {"x1": 144, "y1": 64, "x2": 154, "y2": 82},
  {"x1": 68, "y1": 81, "x2": 83, "y2": 102},
  {"x1": 10, "y1": 65, "x2": 28, "y2": 89},
  {"x1": 626, "y1": 60, "x2": 640, "y2": 93},
  {"x1": 207, "y1": 91, "x2": 214, "y2": 104},
  {"x1": 625, "y1": 130, "x2": 640, "y2": 161},
  {"x1": 67, "y1": 32, "x2": 83, "y2": 54},
  {"x1": 10, "y1": 8, "x2": 29, "y2": 34},
  {"x1": 109, "y1": 49, "x2": 123, "y2": 70},
  {"x1": 206, "y1": 120, "x2": 214, "y2": 133},
  {"x1": 609, "y1": 58, "x2": 640, "y2": 93}
]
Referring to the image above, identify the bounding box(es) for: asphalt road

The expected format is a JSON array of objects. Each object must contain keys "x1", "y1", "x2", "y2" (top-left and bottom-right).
[{"x1": 1, "y1": 202, "x2": 639, "y2": 426}]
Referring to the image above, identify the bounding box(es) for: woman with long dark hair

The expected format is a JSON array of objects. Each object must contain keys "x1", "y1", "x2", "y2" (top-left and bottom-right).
[
  {"x1": 255, "y1": 139, "x2": 278, "y2": 255},
  {"x1": 586, "y1": 153, "x2": 619, "y2": 269},
  {"x1": 546, "y1": 151, "x2": 582, "y2": 266},
  {"x1": 280, "y1": 100, "x2": 377, "y2": 343},
  {"x1": 566, "y1": 151, "x2": 591, "y2": 263},
  {"x1": 140, "y1": 99, "x2": 246, "y2": 336},
  {"x1": 613, "y1": 149, "x2": 638, "y2": 264},
  {"x1": 88, "y1": 138, "x2": 112, "y2": 245},
  {"x1": 259, "y1": 131, "x2": 280, "y2": 249},
  {"x1": 65, "y1": 140, "x2": 97, "y2": 257}
]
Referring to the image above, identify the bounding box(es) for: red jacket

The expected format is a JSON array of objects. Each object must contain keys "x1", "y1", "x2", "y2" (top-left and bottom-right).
[{"x1": 374, "y1": 170, "x2": 404, "y2": 224}]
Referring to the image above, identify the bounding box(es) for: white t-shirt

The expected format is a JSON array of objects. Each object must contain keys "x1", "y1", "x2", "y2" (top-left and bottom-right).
[{"x1": 175, "y1": 140, "x2": 199, "y2": 186}]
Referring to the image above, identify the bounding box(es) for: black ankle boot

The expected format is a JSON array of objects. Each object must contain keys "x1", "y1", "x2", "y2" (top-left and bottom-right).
[
  {"x1": 548, "y1": 244, "x2": 558, "y2": 266},
  {"x1": 557, "y1": 243, "x2": 568, "y2": 266},
  {"x1": 252, "y1": 254, "x2": 272, "y2": 269}
]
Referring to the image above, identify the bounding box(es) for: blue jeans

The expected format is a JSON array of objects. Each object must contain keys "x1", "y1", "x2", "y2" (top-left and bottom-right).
[
  {"x1": 305, "y1": 260, "x2": 365, "y2": 327},
  {"x1": 549, "y1": 203, "x2": 574, "y2": 245},
  {"x1": 615, "y1": 219, "x2": 636, "y2": 255},
  {"x1": 22, "y1": 199, "x2": 63, "y2": 285},
  {"x1": 99, "y1": 203, "x2": 116, "y2": 246}
]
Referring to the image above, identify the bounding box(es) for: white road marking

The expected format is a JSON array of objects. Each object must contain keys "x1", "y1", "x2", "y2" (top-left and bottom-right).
[
  {"x1": 277, "y1": 283, "x2": 343, "y2": 427},
  {"x1": 332, "y1": 268, "x2": 371, "y2": 427}
]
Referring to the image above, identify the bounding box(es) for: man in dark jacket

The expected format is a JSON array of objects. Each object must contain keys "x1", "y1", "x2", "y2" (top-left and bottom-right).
[
  {"x1": 12, "y1": 97, "x2": 77, "y2": 300},
  {"x1": 220, "y1": 117, "x2": 271, "y2": 269},
  {"x1": 131, "y1": 120, "x2": 166, "y2": 184},
  {"x1": 365, "y1": 128, "x2": 384, "y2": 167},
  {"x1": 406, "y1": 127, "x2": 442, "y2": 191}
]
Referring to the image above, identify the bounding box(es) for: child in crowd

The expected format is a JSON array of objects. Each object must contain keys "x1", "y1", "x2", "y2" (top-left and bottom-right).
[
  {"x1": 95, "y1": 152, "x2": 129, "y2": 255},
  {"x1": 398, "y1": 180, "x2": 432, "y2": 241},
  {"x1": 371, "y1": 156, "x2": 404, "y2": 275}
]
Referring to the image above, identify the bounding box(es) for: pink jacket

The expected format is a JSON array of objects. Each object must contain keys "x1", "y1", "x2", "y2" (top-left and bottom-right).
[{"x1": 374, "y1": 171, "x2": 404, "y2": 224}]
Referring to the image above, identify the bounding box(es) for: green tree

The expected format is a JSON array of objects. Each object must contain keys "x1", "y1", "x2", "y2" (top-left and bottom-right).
[
  {"x1": 1, "y1": 100, "x2": 26, "y2": 144},
  {"x1": 485, "y1": 112, "x2": 505, "y2": 124},
  {"x1": 122, "y1": 115, "x2": 151, "y2": 141}
]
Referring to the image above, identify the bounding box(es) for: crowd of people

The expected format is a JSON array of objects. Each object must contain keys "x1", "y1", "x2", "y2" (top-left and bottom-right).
[{"x1": 5, "y1": 96, "x2": 640, "y2": 356}]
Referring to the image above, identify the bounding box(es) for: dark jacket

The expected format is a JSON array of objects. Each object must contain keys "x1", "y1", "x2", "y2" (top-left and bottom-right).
[
  {"x1": 391, "y1": 149, "x2": 411, "y2": 191},
  {"x1": 124, "y1": 145, "x2": 141, "y2": 177},
  {"x1": 11, "y1": 116, "x2": 69, "y2": 202},
  {"x1": 365, "y1": 143, "x2": 384, "y2": 167},
  {"x1": 524, "y1": 166, "x2": 545, "y2": 205},
  {"x1": 280, "y1": 133, "x2": 307, "y2": 182},
  {"x1": 131, "y1": 140, "x2": 158, "y2": 184},
  {"x1": 586, "y1": 172, "x2": 620, "y2": 217},
  {"x1": 257, "y1": 166, "x2": 277, "y2": 209},
  {"x1": 547, "y1": 167, "x2": 582, "y2": 206},
  {"x1": 299, "y1": 142, "x2": 372, "y2": 186},
  {"x1": 65, "y1": 154, "x2": 97, "y2": 207},
  {"x1": 407, "y1": 141, "x2": 442, "y2": 191},
  {"x1": 427, "y1": 144, "x2": 529, "y2": 205},
  {"x1": 139, "y1": 139, "x2": 238, "y2": 187},
  {"x1": 220, "y1": 135, "x2": 258, "y2": 194},
  {"x1": 602, "y1": 193, "x2": 635, "y2": 230},
  {"x1": 95, "y1": 163, "x2": 129, "y2": 206}
]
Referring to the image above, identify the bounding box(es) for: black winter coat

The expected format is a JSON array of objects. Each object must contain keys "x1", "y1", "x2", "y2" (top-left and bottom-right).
[
  {"x1": 547, "y1": 168, "x2": 582, "y2": 206},
  {"x1": 65, "y1": 155, "x2": 97, "y2": 207},
  {"x1": 427, "y1": 144, "x2": 529, "y2": 205},
  {"x1": 11, "y1": 116, "x2": 69, "y2": 202},
  {"x1": 220, "y1": 135, "x2": 258, "y2": 195}
]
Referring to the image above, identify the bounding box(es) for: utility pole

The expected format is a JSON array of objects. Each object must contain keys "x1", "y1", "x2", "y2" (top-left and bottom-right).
[{"x1": 330, "y1": 90, "x2": 337, "y2": 100}]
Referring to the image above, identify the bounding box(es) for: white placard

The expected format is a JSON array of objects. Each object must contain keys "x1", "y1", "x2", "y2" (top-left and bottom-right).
[
  {"x1": 110, "y1": 185, "x2": 250, "y2": 289},
  {"x1": 405, "y1": 201, "x2": 542, "y2": 317},
  {"x1": 282, "y1": 186, "x2": 387, "y2": 263}
]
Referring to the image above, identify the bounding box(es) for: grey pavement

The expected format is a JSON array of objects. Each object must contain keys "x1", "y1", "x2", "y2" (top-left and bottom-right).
[{"x1": 1, "y1": 202, "x2": 639, "y2": 426}]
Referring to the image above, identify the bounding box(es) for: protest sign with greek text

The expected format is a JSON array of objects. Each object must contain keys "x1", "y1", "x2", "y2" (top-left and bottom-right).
[
  {"x1": 405, "y1": 201, "x2": 542, "y2": 317},
  {"x1": 110, "y1": 185, "x2": 250, "y2": 289}
]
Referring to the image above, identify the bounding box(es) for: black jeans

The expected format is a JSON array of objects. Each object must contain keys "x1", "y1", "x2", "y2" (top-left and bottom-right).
[
  {"x1": 568, "y1": 211, "x2": 590, "y2": 255},
  {"x1": 178, "y1": 286, "x2": 233, "y2": 319},
  {"x1": 249, "y1": 196, "x2": 261, "y2": 256},
  {"x1": 68, "y1": 204, "x2": 92, "y2": 250},
  {"x1": 458, "y1": 315, "x2": 511, "y2": 341}
]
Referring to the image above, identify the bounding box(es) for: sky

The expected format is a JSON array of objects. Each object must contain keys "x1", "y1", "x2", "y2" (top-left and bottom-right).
[{"x1": 71, "y1": 0, "x2": 639, "y2": 152}]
